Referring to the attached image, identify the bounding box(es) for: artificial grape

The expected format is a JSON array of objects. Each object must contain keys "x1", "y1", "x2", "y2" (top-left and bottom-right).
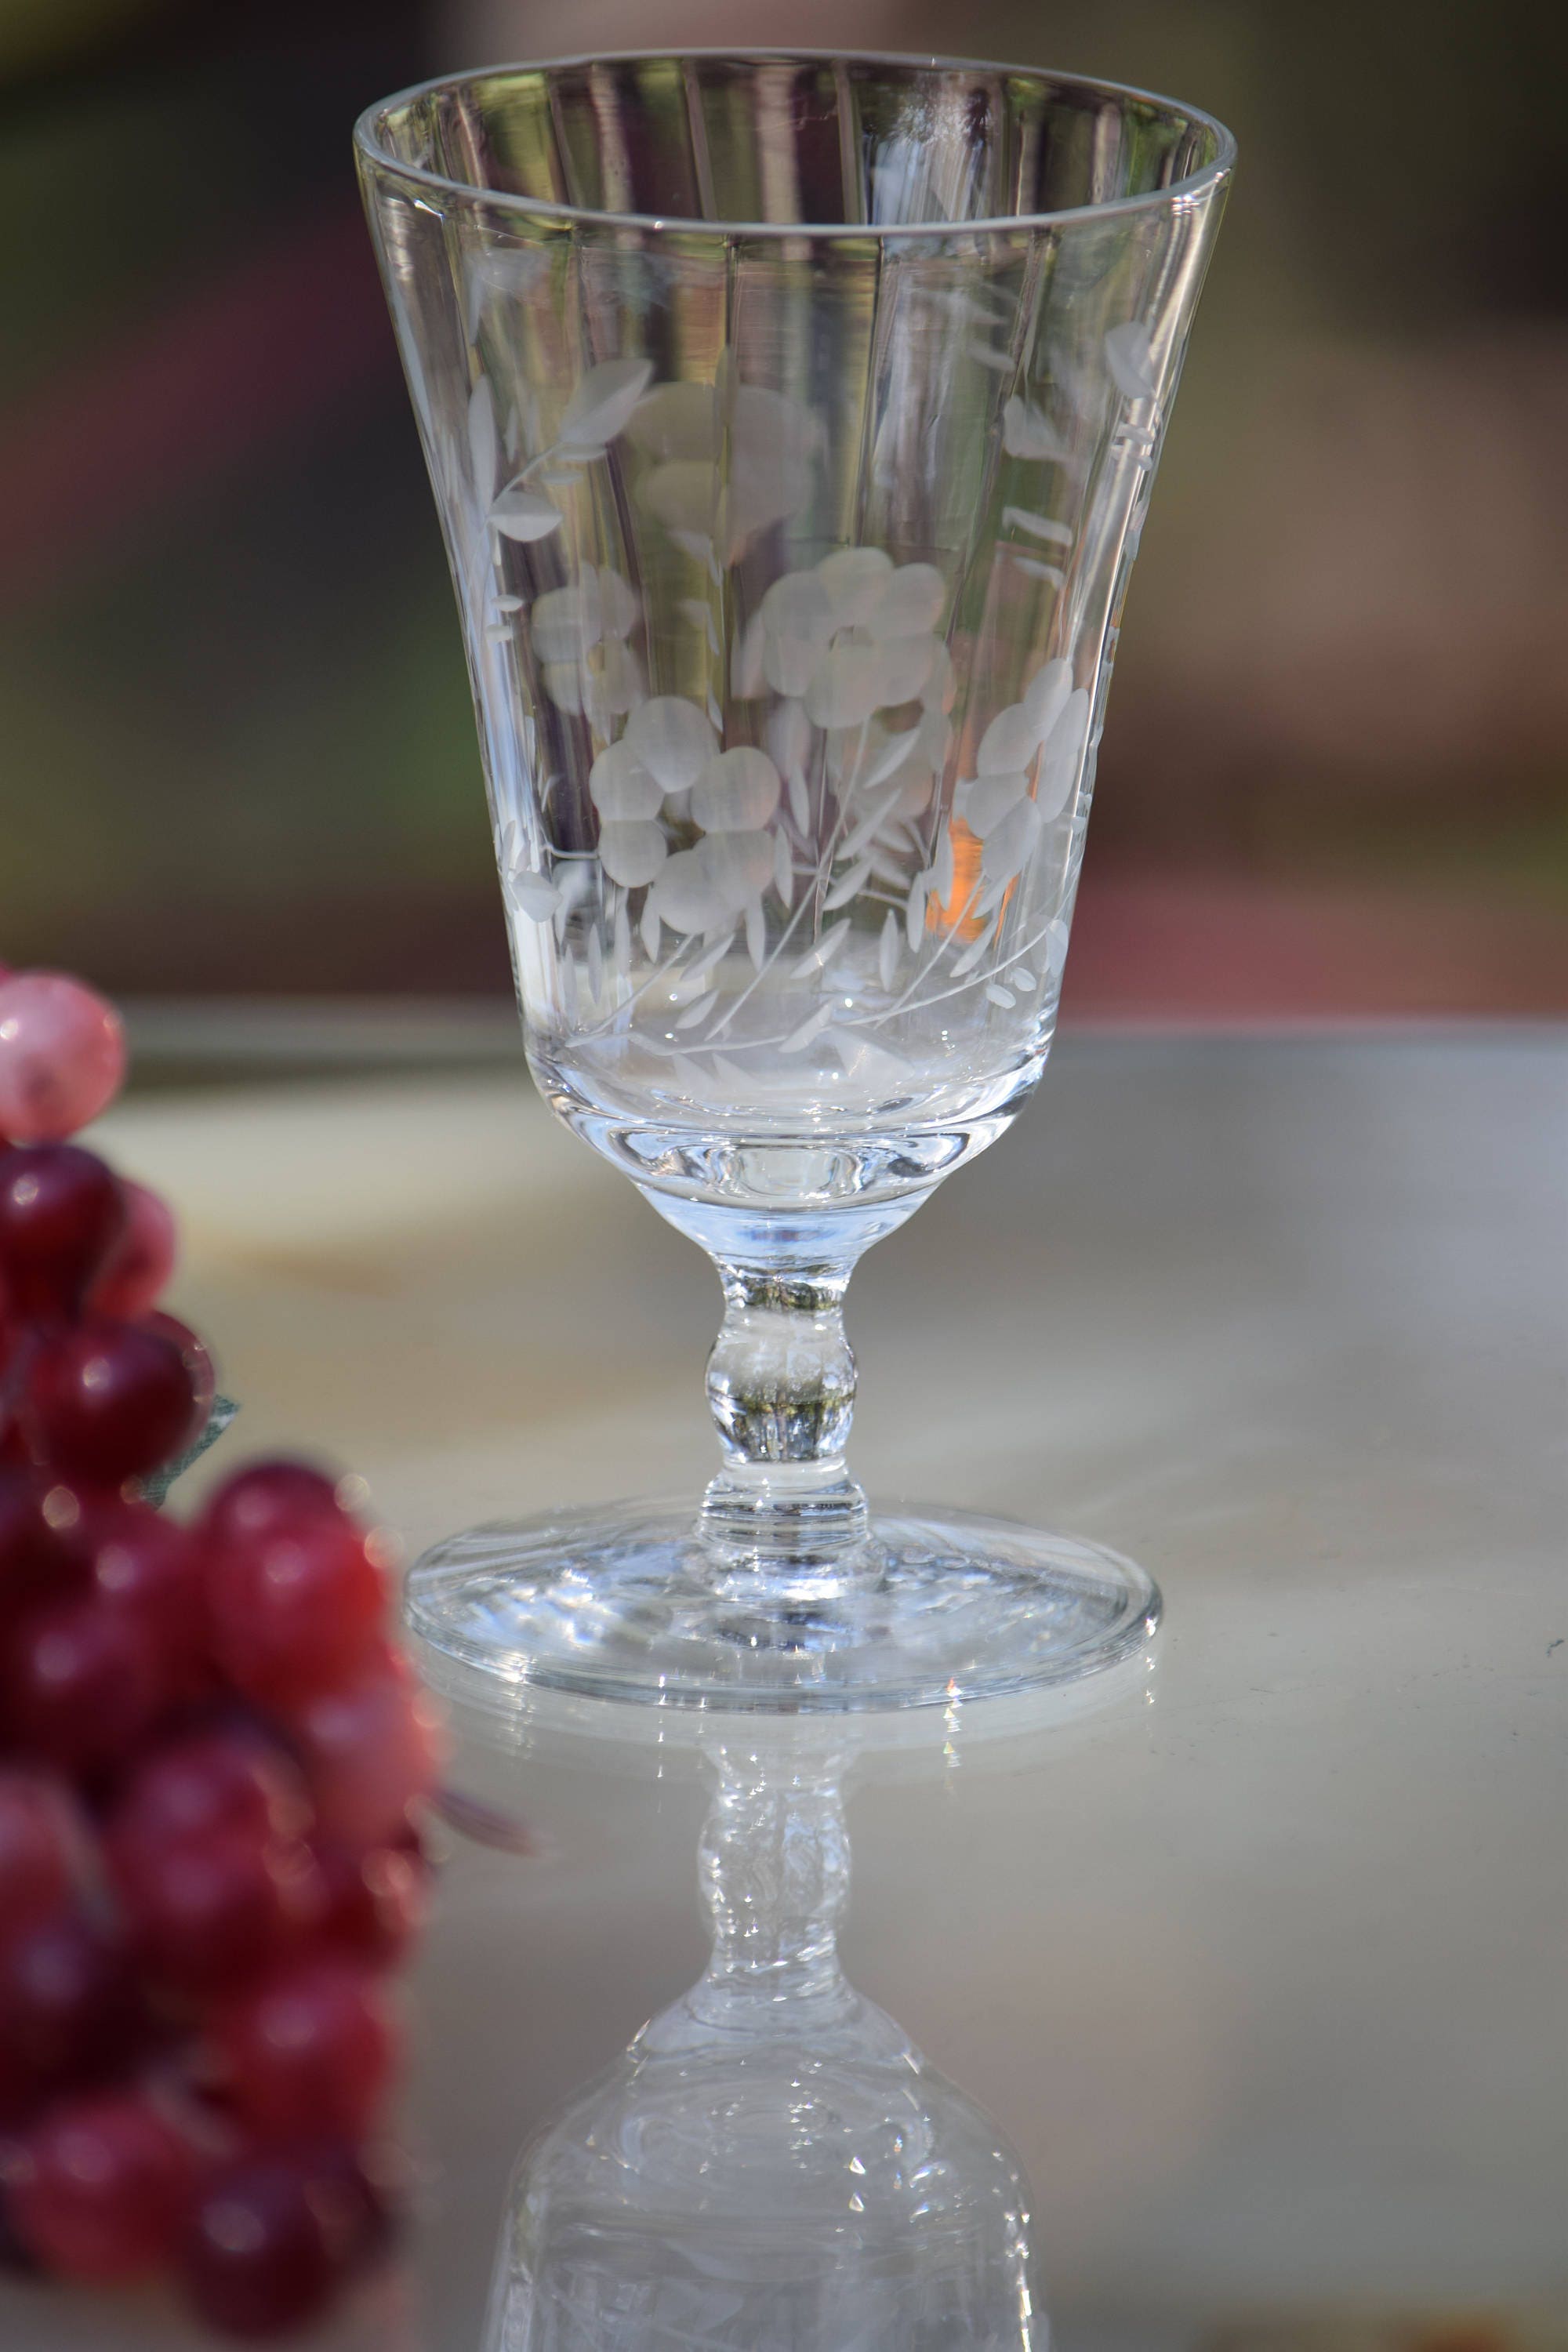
[
  {"x1": 289, "y1": 1656, "x2": 445, "y2": 1849},
  {"x1": 180, "y1": 2154, "x2": 347, "y2": 2339},
  {"x1": 0, "y1": 1145, "x2": 125, "y2": 1323},
  {"x1": 87, "y1": 1181, "x2": 176, "y2": 1321},
  {"x1": 10, "y1": 2091, "x2": 194, "y2": 2281},
  {"x1": 314, "y1": 1843, "x2": 427, "y2": 1969},
  {"x1": 0, "y1": 975, "x2": 126, "y2": 1145},
  {"x1": 215, "y1": 1958, "x2": 397, "y2": 2142},
  {"x1": 0, "y1": 1913, "x2": 140, "y2": 2091},
  {"x1": 108, "y1": 1730, "x2": 313, "y2": 1869},
  {"x1": 202, "y1": 1459, "x2": 350, "y2": 1548},
  {"x1": 113, "y1": 1826, "x2": 324, "y2": 1997},
  {"x1": 1, "y1": 1597, "x2": 166, "y2": 1773},
  {"x1": 0, "y1": 1771, "x2": 87, "y2": 1943},
  {"x1": 78, "y1": 1497, "x2": 207, "y2": 1693},
  {"x1": 23, "y1": 1317, "x2": 195, "y2": 1486},
  {"x1": 208, "y1": 1520, "x2": 387, "y2": 1707},
  {"x1": 141, "y1": 1311, "x2": 216, "y2": 1450}
]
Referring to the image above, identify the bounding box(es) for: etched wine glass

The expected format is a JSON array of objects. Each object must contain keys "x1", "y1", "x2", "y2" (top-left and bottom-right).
[{"x1": 355, "y1": 52, "x2": 1233, "y2": 1709}]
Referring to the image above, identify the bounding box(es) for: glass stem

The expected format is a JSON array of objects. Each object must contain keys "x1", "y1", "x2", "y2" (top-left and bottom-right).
[{"x1": 700, "y1": 1260, "x2": 869, "y2": 1562}]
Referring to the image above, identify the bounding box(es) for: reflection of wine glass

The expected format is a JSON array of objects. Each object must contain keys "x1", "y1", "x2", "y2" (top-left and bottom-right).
[
  {"x1": 458, "y1": 1646, "x2": 1158, "y2": 2352},
  {"x1": 357, "y1": 53, "x2": 1233, "y2": 1709}
]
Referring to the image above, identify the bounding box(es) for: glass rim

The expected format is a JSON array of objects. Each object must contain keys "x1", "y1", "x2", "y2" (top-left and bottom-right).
[{"x1": 353, "y1": 47, "x2": 1236, "y2": 240}]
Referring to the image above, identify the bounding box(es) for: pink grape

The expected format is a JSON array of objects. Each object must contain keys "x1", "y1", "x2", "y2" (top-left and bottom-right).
[
  {"x1": 88, "y1": 1181, "x2": 176, "y2": 1320},
  {"x1": 208, "y1": 1520, "x2": 387, "y2": 1707},
  {"x1": 0, "y1": 975, "x2": 126, "y2": 1145},
  {"x1": 290, "y1": 1654, "x2": 445, "y2": 1848},
  {"x1": 11, "y1": 2092, "x2": 194, "y2": 2281},
  {"x1": 215, "y1": 1958, "x2": 397, "y2": 2141},
  {"x1": 1, "y1": 1598, "x2": 167, "y2": 1773},
  {"x1": 0, "y1": 1773, "x2": 87, "y2": 1945},
  {"x1": 24, "y1": 1317, "x2": 196, "y2": 1486},
  {"x1": 0, "y1": 1145, "x2": 125, "y2": 1323},
  {"x1": 180, "y1": 2154, "x2": 348, "y2": 2337}
]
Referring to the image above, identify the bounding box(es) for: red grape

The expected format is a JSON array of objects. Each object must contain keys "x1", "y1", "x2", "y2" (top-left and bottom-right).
[
  {"x1": 202, "y1": 1460, "x2": 350, "y2": 1548},
  {"x1": 71, "y1": 1496, "x2": 207, "y2": 1679},
  {"x1": 0, "y1": 1771, "x2": 87, "y2": 1943},
  {"x1": 208, "y1": 1519, "x2": 387, "y2": 1706},
  {"x1": 0, "y1": 1468, "x2": 72, "y2": 1613},
  {"x1": 215, "y1": 1958, "x2": 397, "y2": 2142},
  {"x1": 0, "y1": 1146, "x2": 125, "y2": 1323},
  {"x1": 0, "y1": 975, "x2": 126, "y2": 1145},
  {"x1": 180, "y1": 2154, "x2": 348, "y2": 2338},
  {"x1": 289, "y1": 1657, "x2": 444, "y2": 1848},
  {"x1": 314, "y1": 1843, "x2": 427, "y2": 1969},
  {"x1": 114, "y1": 1826, "x2": 324, "y2": 1997},
  {"x1": 141, "y1": 1312, "x2": 215, "y2": 1449},
  {"x1": 87, "y1": 1181, "x2": 176, "y2": 1321},
  {"x1": 109, "y1": 1730, "x2": 312, "y2": 1867},
  {"x1": 0, "y1": 1912, "x2": 140, "y2": 2091},
  {"x1": 2, "y1": 1597, "x2": 167, "y2": 1773},
  {"x1": 10, "y1": 2091, "x2": 193, "y2": 2281},
  {"x1": 23, "y1": 1318, "x2": 195, "y2": 1486}
]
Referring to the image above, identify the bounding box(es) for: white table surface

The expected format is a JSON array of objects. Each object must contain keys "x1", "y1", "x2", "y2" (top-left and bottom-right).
[{"x1": 5, "y1": 1033, "x2": 1564, "y2": 2350}]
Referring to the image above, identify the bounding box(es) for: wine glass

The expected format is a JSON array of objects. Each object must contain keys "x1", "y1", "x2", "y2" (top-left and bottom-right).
[{"x1": 355, "y1": 51, "x2": 1234, "y2": 1710}]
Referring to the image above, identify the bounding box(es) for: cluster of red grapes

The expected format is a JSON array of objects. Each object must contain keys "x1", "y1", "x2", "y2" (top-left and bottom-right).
[{"x1": 0, "y1": 971, "x2": 444, "y2": 2336}]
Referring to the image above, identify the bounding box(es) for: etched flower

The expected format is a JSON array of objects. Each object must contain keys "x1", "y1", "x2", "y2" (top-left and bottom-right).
[
  {"x1": 747, "y1": 550, "x2": 948, "y2": 731},
  {"x1": 532, "y1": 564, "x2": 644, "y2": 724},
  {"x1": 628, "y1": 374, "x2": 821, "y2": 564}
]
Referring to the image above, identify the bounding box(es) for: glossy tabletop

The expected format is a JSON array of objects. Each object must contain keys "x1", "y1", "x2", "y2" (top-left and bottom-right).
[{"x1": 4, "y1": 1030, "x2": 1563, "y2": 2350}]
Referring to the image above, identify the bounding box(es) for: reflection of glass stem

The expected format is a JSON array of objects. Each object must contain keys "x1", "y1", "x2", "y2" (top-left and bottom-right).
[{"x1": 666, "y1": 1746, "x2": 857, "y2": 2042}]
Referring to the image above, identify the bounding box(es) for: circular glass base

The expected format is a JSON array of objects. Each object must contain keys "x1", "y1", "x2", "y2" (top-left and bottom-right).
[{"x1": 405, "y1": 1501, "x2": 1159, "y2": 1715}]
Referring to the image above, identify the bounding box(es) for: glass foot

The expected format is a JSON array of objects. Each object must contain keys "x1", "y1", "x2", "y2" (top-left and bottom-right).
[{"x1": 405, "y1": 1501, "x2": 1159, "y2": 1713}]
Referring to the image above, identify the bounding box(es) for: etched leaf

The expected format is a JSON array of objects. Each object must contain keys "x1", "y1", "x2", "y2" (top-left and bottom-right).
[
  {"x1": 1037, "y1": 685, "x2": 1091, "y2": 818},
  {"x1": 557, "y1": 356, "x2": 655, "y2": 453},
  {"x1": 1104, "y1": 320, "x2": 1158, "y2": 401},
  {"x1": 1003, "y1": 395, "x2": 1069, "y2": 461},
  {"x1": 508, "y1": 869, "x2": 560, "y2": 920},
  {"x1": 1023, "y1": 658, "x2": 1073, "y2": 740},
  {"x1": 490, "y1": 486, "x2": 561, "y2": 542},
  {"x1": 825, "y1": 860, "x2": 872, "y2": 911},
  {"x1": 981, "y1": 794, "x2": 1044, "y2": 885},
  {"x1": 878, "y1": 909, "x2": 900, "y2": 991},
  {"x1": 964, "y1": 769, "x2": 1031, "y2": 839},
  {"x1": 1002, "y1": 503, "x2": 1073, "y2": 548},
  {"x1": 977, "y1": 702, "x2": 1042, "y2": 776},
  {"x1": 772, "y1": 825, "x2": 794, "y2": 904},
  {"x1": 467, "y1": 378, "x2": 499, "y2": 495}
]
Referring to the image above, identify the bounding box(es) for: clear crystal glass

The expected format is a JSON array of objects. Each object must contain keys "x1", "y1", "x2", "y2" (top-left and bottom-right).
[{"x1": 355, "y1": 51, "x2": 1233, "y2": 1709}]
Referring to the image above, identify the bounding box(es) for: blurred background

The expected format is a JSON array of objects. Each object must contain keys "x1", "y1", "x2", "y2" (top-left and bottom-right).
[{"x1": 2, "y1": 0, "x2": 1566, "y2": 1021}]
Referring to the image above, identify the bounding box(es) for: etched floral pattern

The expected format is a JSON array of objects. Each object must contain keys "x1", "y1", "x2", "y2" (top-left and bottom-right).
[{"x1": 463, "y1": 301, "x2": 1166, "y2": 1101}]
